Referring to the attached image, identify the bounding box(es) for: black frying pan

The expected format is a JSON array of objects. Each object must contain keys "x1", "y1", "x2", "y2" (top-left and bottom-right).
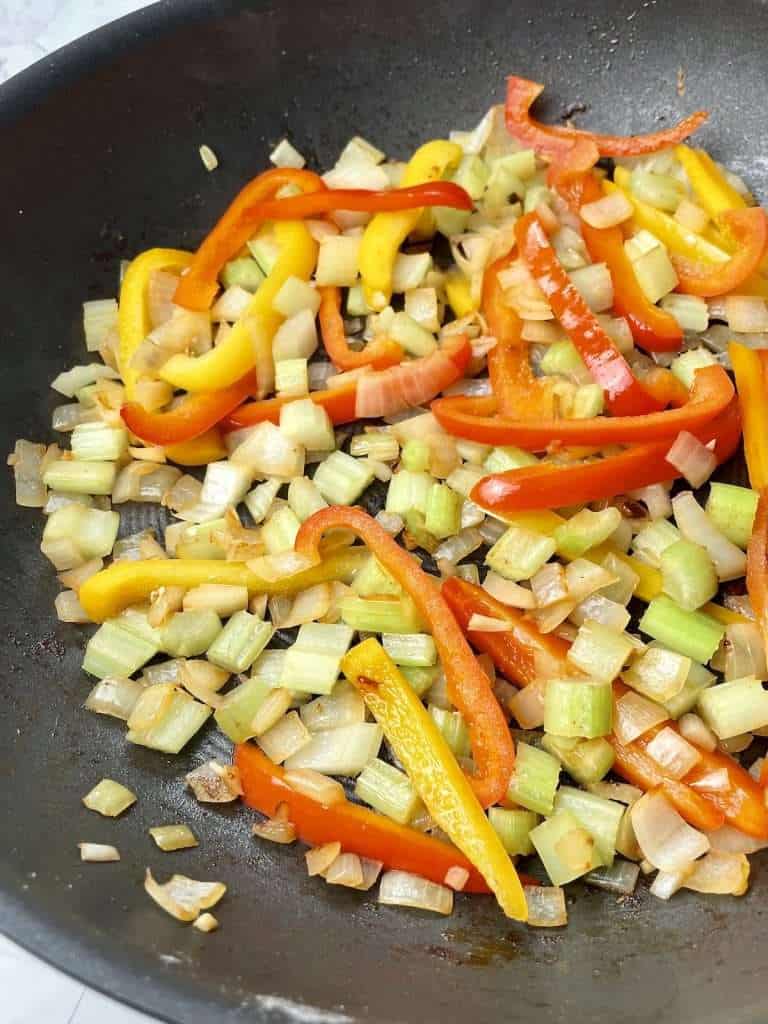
[{"x1": 1, "y1": 1, "x2": 766, "y2": 1021}]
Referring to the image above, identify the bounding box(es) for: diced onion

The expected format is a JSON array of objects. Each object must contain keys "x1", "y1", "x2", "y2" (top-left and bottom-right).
[
  {"x1": 614, "y1": 691, "x2": 668, "y2": 744},
  {"x1": 148, "y1": 270, "x2": 181, "y2": 327},
  {"x1": 666, "y1": 432, "x2": 717, "y2": 488},
  {"x1": 144, "y1": 869, "x2": 226, "y2": 921},
  {"x1": 149, "y1": 825, "x2": 198, "y2": 851},
  {"x1": 482, "y1": 571, "x2": 536, "y2": 609},
  {"x1": 649, "y1": 868, "x2": 690, "y2": 901},
  {"x1": 628, "y1": 484, "x2": 672, "y2": 520},
  {"x1": 79, "y1": 843, "x2": 120, "y2": 863},
  {"x1": 672, "y1": 491, "x2": 746, "y2": 581},
  {"x1": 378, "y1": 870, "x2": 454, "y2": 915},
  {"x1": 467, "y1": 613, "x2": 511, "y2": 632},
  {"x1": 252, "y1": 808, "x2": 297, "y2": 845},
  {"x1": 247, "y1": 551, "x2": 318, "y2": 583},
  {"x1": 683, "y1": 850, "x2": 749, "y2": 895},
  {"x1": 580, "y1": 190, "x2": 634, "y2": 229},
  {"x1": 444, "y1": 866, "x2": 470, "y2": 891},
  {"x1": 9, "y1": 439, "x2": 47, "y2": 507},
  {"x1": 531, "y1": 563, "x2": 568, "y2": 608},
  {"x1": 306, "y1": 841, "x2": 342, "y2": 877},
  {"x1": 509, "y1": 678, "x2": 545, "y2": 729},
  {"x1": 677, "y1": 713, "x2": 717, "y2": 752},
  {"x1": 724, "y1": 622, "x2": 767, "y2": 681},
  {"x1": 283, "y1": 768, "x2": 346, "y2": 807},
  {"x1": 630, "y1": 790, "x2": 710, "y2": 871},
  {"x1": 325, "y1": 852, "x2": 364, "y2": 888},
  {"x1": 524, "y1": 885, "x2": 568, "y2": 926},
  {"x1": 280, "y1": 583, "x2": 333, "y2": 628},
  {"x1": 705, "y1": 825, "x2": 768, "y2": 855},
  {"x1": 645, "y1": 725, "x2": 702, "y2": 779},
  {"x1": 185, "y1": 761, "x2": 243, "y2": 803},
  {"x1": 55, "y1": 589, "x2": 90, "y2": 623},
  {"x1": 587, "y1": 781, "x2": 642, "y2": 805},
  {"x1": 433, "y1": 527, "x2": 482, "y2": 566},
  {"x1": 193, "y1": 912, "x2": 219, "y2": 933},
  {"x1": 724, "y1": 295, "x2": 768, "y2": 333},
  {"x1": 85, "y1": 676, "x2": 144, "y2": 721}
]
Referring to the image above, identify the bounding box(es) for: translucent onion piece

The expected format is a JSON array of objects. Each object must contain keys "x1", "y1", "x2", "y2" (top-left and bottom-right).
[
  {"x1": 186, "y1": 761, "x2": 243, "y2": 803},
  {"x1": 580, "y1": 190, "x2": 634, "y2": 229},
  {"x1": 55, "y1": 589, "x2": 90, "y2": 623},
  {"x1": 705, "y1": 825, "x2": 768, "y2": 855},
  {"x1": 467, "y1": 613, "x2": 511, "y2": 632},
  {"x1": 672, "y1": 491, "x2": 747, "y2": 581},
  {"x1": 163, "y1": 474, "x2": 203, "y2": 515},
  {"x1": 649, "y1": 867, "x2": 691, "y2": 901},
  {"x1": 280, "y1": 583, "x2": 333, "y2": 629},
  {"x1": 193, "y1": 912, "x2": 219, "y2": 933},
  {"x1": 148, "y1": 269, "x2": 182, "y2": 327},
  {"x1": 58, "y1": 557, "x2": 103, "y2": 592},
  {"x1": 524, "y1": 885, "x2": 568, "y2": 927},
  {"x1": 483, "y1": 571, "x2": 536, "y2": 609},
  {"x1": 683, "y1": 850, "x2": 750, "y2": 895},
  {"x1": 9, "y1": 439, "x2": 47, "y2": 507},
  {"x1": 246, "y1": 551, "x2": 318, "y2": 583},
  {"x1": 433, "y1": 527, "x2": 482, "y2": 566},
  {"x1": 149, "y1": 824, "x2": 199, "y2": 851},
  {"x1": 283, "y1": 768, "x2": 346, "y2": 806},
  {"x1": 586, "y1": 781, "x2": 643, "y2": 805},
  {"x1": 148, "y1": 585, "x2": 185, "y2": 628},
  {"x1": 614, "y1": 691, "x2": 669, "y2": 744},
  {"x1": 666, "y1": 433, "x2": 717, "y2": 488},
  {"x1": 724, "y1": 295, "x2": 768, "y2": 333},
  {"x1": 251, "y1": 689, "x2": 293, "y2": 737},
  {"x1": 444, "y1": 866, "x2": 470, "y2": 891},
  {"x1": 325, "y1": 852, "x2": 364, "y2": 888},
  {"x1": 724, "y1": 623, "x2": 767, "y2": 681},
  {"x1": 678, "y1": 713, "x2": 717, "y2": 752},
  {"x1": 509, "y1": 678, "x2": 545, "y2": 729},
  {"x1": 257, "y1": 711, "x2": 312, "y2": 765},
  {"x1": 628, "y1": 484, "x2": 672, "y2": 521},
  {"x1": 144, "y1": 869, "x2": 226, "y2": 922},
  {"x1": 645, "y1": 726, "x2": 702, "y2": 780},
  {"x1": 85, "y1": 676, "x2": 145, "y2": 721},
  {"x1": 252, "y1": 815, "x2": 297, "y2": 844},
  {"x1": 354, "y1": 857, "x2": 384, "y2": 891},
  {"x1": 378, "y1": 870, "x2": 454, "y2": 915},
  {"x1": 79, "y1": 843, "x2": 120, "y2": 863},
  {"x1": 306, "y1": 841, "x2": 342, "y2": 877},
  {"x1": 585, "y1": 859, "x2": 640, "y2": 895},
  {"x1": 630, "y1": 790, "x2": 710, "y2": 872},
  {"x1": 531, "y1": 563, "x2": 569, "y2": 608}
]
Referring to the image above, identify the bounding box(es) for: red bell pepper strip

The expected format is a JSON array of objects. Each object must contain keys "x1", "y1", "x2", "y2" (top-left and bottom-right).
[
  {"x1": 516, "y1": 212, "x2": 662, "y2": 417},
  {"x1": 294, "y1": 507, "x2": 515, "y2": 808},
  {"x1": 506, "y1": 76, "x2": 708, "y2": 160},
  {"x1": 673, "y1": 208, "x2": 768, "y2": 297},
  {"x1": 471, "y1": 398, "x2": 742, "y2": 513},
  {"x1": 433, "y1": 365, "x2": 732, "y2": 448},
  {"x1": 746, "y1": 488, "x2": 768, "y2": 656},
  {"x1": 505, "y1": 77, "x2": 599, "y2": 177},
  {"x1": 558, "y1": 173, "x2": 683, "y2": 353},
  {"x1": 121, "y1": 371, "x2": 257, "y2": 445},
  {"x1": 222, "y1": 380, "x2": 358, "y2": 432},
  {"x1": 318, "y1": 286, "x2": 403, "y2": 371},
  {"x1": 234, "y1": 743, "x2": 491, "y2": 892}
]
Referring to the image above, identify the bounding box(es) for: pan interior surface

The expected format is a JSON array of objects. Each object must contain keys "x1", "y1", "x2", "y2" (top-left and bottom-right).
[{"x1": 0, "y1": 1, "x2": 767, "y2": 1021}]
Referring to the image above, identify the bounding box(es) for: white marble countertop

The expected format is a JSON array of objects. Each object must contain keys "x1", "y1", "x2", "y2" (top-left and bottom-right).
[{"x1": 0, "y1": 6, "x2": 161, "y2": 1023}]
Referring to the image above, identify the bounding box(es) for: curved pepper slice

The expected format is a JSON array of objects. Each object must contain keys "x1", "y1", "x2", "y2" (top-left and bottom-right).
[
  {"x1": 505, "y1": 77, "x2": 599, "y2": 176},
  {"x1": 175, "y1": 168, "x2": 325, "y2": 311},
  {"x1": 516, "y1": 212, "x2": 662, "y2": 417},
  {"x1": 343, "y1": 639, "x2": 527, "y2": 920},
  {"x1": 730, "y1": 342, "x2": 768, "y2": 491},
  {"x1": 672, "y1": 208, "x2": 768, "y2": 297},
  {"x1": 747, "y1": 489, "x2": 768, "y2": 656},
  {"x1": 432, "y1": 364, "x2": 732, "y2": 448},
  {"x1": 471, "y1": 398, "x2": 741, "y2": 513},
  {"x1": 558, "y1": 173, "x2": 683, "y2": 353},
  {"x1": 506, "y1": 76, "x2": 707, "y2": 160},
  {"x1": 294, "y1": 507, "x2": 515, "y2": 809},
  {"x1": 318, "y1": 286, "x2": 403, "y2": 371},
  {"x1": 674, "y1": 145, "x2": 747, "y2": 219},
  {"x1": 78, "y1": 548, "x2": 367, "y2": 622},
  {"x1": 121, "y1": 371, "x2": 257, "y2": 445},
  {"x1": 359, "y1": 140, "x2": 463, "y2": 310},
  {"x1": 118, "y1": 248, "x2": 193, "y2": 400},
  {"x1": 234, "y1": 743, "x2": 491, "y2": 893},
  {"x1": 165, "y1": 428, "x2": 227, "y2": 466},
  {"x1": 222, "y1": 380, "x2": 358, "y2": 432},
  {"x1": 160, "y1": 220, "x2": 317, "y2": 393}
]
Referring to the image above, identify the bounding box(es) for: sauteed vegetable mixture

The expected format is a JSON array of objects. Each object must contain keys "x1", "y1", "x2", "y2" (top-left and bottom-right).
[{"x1": 13, "y1": 75, "x2": 768, "y2": 928}]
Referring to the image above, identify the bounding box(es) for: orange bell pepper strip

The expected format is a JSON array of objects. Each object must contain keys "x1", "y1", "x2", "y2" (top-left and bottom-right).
[
  {"x1": 506, "y1": 76, "x2": 708, "y2": 160},
  {"x1": 558, "y1": 173, "x2": 683, "y2": 353},
  {"x1": 471, "y1": 398, "x2": 742, "y2": 513},
  {"x1": 234, "y1": 743, "x2": 491, "y2": 892},
  {"x1": 730, "y1": 342, "x2": 768, "y2": 491},
  {"x1": 747, "y1": 488, "x2": 768, "y2": 655},
  {"x1": 505, "y1": 77, "x2": 599, "y2": 175},
  {"x1": 294, "y1": 507, "x2": 515, "y2": 808},
  {"x1": 673, "y1": 208, "x2": 768, "y2": 297},
  {"x1": 433, "y1": 365, "x2": 732, "y2": 449},
  {"x1": 121, "y1": 371, "x2": 257, "y2": 445},
  {"x1": 318, "y1": 287, "x2": 403, "y2": 371},
  {"x1": 222, "y1": 380, "x2": 358, "y2": 432},
  {"x1": 516, "y1": 212, "x2": 662, "y2": 416},
  {"x1": 175, "y1": 168, "x2": 326, "y2": 311}
]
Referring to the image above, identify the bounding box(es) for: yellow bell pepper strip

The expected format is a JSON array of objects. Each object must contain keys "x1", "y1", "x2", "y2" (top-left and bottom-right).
[
  {"x1": 675, "y1": 145, "x2": 746, "y2": 219},
  {"x1": 343, "y1": 638, "x2": 528, "y2": 921},
  {"x1": 359, "y1": 140, "x2": 462, "y2": 310},
  {"x1": 444, "y1": 269, "x2": 477, "y2": 317},
  {"x1": 730, "y1": 341, "x2": 768, "y2": 491},
  {"x1": 295, "y1": 507, "x2": 515, "y2": 808},
  {"x1": 118, "y1": 248, "x2": 193, "y2": 400},
  {"x1": 158, "y1": 220, "x2": 317, "y2": 394},
  {"x1": 79, "y1": 547, "x2": 367, "y2": 622},
  {"x1": 165, "y1": 428, "x2": 227, "y2": 466}
]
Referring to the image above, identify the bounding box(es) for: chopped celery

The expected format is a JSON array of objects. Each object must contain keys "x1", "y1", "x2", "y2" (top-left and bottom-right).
[
  {"x1": 624, "y1": 645, "x2": 691, "y2": 702},
  {"x1": 221, "y1": 257, "x2": 265, "y2": 292},
  {"x1": 127, "y1": 689, "x2": 211, "y2": 753},
  {"x1": 625, "y1": 230, "x2": 678, "y2": 303},
  {"x1": 346, "y1": 283, "x2": 372, "y2": 316},
  {"x1": 639, "y1": 595, "x2": 725, "y2": 663},
  {"x1": 83, "y1": 622, "x2": 157, "y2": 679},
  {"x1": 424, "y1": 483, "x2": 461, "y2": 540},
  {"x1": 386, "y1": 469, "x2": 432, "y2": 516},
  {"x1": 399, "y1": 664, "x2": 440, "y2": 697},
  {"x1": 600, "y1": 552, "x2": 639, "y2": 605},
  {"x1": 482, "y1": 446, "x2": 538, "y2": 474},
  {"x1": 299, "y1": 679, "x2": 366, "y2": 731},
  {"x1": 445, "y1": 464, "x2": 483, "y2": 498},
  {"x1": 247, "y1": 235, "x2": 280, "y2": 275},
  {"x1": 488, "y1": 807, "x2": 539, "y2": 856},
  {"x1": 287, "y1": 476, "x2": 327, "y2": 522},
  {"x1": 214, "y1": 676, "x2": 272, "y2": 742},
  {"x1": 524, "y1": 183, "x2": 552, "y2": 214},
  {"x1": 43, "y1": 459, "x2": 116, "y2": 495},
  {"x1": 382, "y1": 633, "x2": 437, "y2": 668},
  {"x1": 261, "y1": 505, "x2": 301, "y2": 554},
  {"x1": 660, "y1": 539, "x2": 718, "y2": 611},
  {"x1": 340, "y1": 594, "x2": 425, "y2": 634},
  {"x1": 429, "y1": 705, "x2": 471, "y2": 757},
  {"x1": 403, "y1": 509, "x2": 438, "y2": 552},
  {"x1": 83, "y1": 298, "x2": 118, "y2": 352},
  {"x1": 530, "y1": 809, "x2": 602, "y2": 886},
  {"x1": 661, "y1": 658, "x2": 715, "y2": 718},
  {"x1": 118, "y1": 608, "x2": 163, "y2": 648},
  {"x1": 554, "y1": 786, "x2": 624, "y2": 866},
  {"x1": 351, "y1": 555, "x2": 402, "y2": 597},
  {"x1": 629, "y1": 169, "x2": 684, "y2": 212},
  {"x1": 280, "y1": 398, "x2": 335, "y2": 451},
  {"x1": 544, "y1": 677, "x2": 614, "y2": 737},
  {"x1": 697, "y1": 676, "x2": 768, "y2": 739},
  {"x1": 315, "y1": 235, "x2": 361, "y2": 287},
  {"x1": 206, "y1": 611, "x2": 273, "y2": 673},
  {"x1": 662, "y1": 297, "x2": 709, "y2": 335},
  {"x1": 43, "y1": 504, "x2": 119, "y2": 561},
  {"x1": 313, "y1": 451, "x2": 375, "y2": 505},
  {"x1": 483, "y1": 159, "x2": 526, "y2": 209},
  {"x1": 272, "y1": 276, "x2": 321, "y2": 317},
  {"x1": 83, "y1": 779, "x2": 136, "y2": 817},
  {"x1": 455, "y1": 438, "x2": 491, "y2": 465},
  {"x1": 567, "y1": 621, "x2": 633, "y2": 684},
  {"x1": 388, "y1": 311, "x2": 436, "y2": 356},
  {"x1": 453, "y1": 153, "x2": 490, "y2": 199},
  {"x1": 540, "y1": 339, "x2": 587, "y2": 378},
  {"x1": 275, "y1": 357, "x2": 309, "y2": 397},
  {"x1": 485, "y1": 525, "x2": 556, "y2": 581},
  {"x1": 506, "y1": 741, "x2": 560, "y2": 815},
  {"x1": 283, "y1": 722, "x2": 383, "y2": 776},
  {"x1": 161, "y1": 610, "x2": 222, "y2": 658},
  {"x1": 173, "y1": 518, "x2": 228, "y2": 560},
  {"x1": 542, "y1": 735, "x2": 615, "y2": 785},
  {"x1": 244, "y1": 479, "x2": 281, "y2": 525},
  {"x1": 554, "y1": 507, "x2": 621, "y2": 560},
  {"x1": 705, "y1": 483, "x2": 758, "y2": 550},
  {"x1": 401, "y1": 439, "x2": 431, "y2": 472},
  {"x1": 391, "y1": 253, "x2": 433, "y2": 293},
  {"x1": 632, "y1": 519, "x2": 682, "y2": 567},
  {"x1": 571, "y1": 384, "x2": 604, "y2": 419},
  {"x1": 280, "y1": 622, "x2": 354, "y2": 695},
  {"x1": 349, "y1": 432, "x2": 400, "y2": 462},
  {"x1": 250, "y1": 649, "x2": 287, "y2": 686},
  {"x1": 354, "y1": 757, "x2": 423, "y2": 824},
  {"x1": 71, "y1": 423, "x2": 129, "y2": 462}
]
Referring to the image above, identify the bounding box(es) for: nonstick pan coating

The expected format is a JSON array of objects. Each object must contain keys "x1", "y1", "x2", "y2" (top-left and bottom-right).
[{"x1": 1, "y1": 1, "x2": 767, "y2": 1021}]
